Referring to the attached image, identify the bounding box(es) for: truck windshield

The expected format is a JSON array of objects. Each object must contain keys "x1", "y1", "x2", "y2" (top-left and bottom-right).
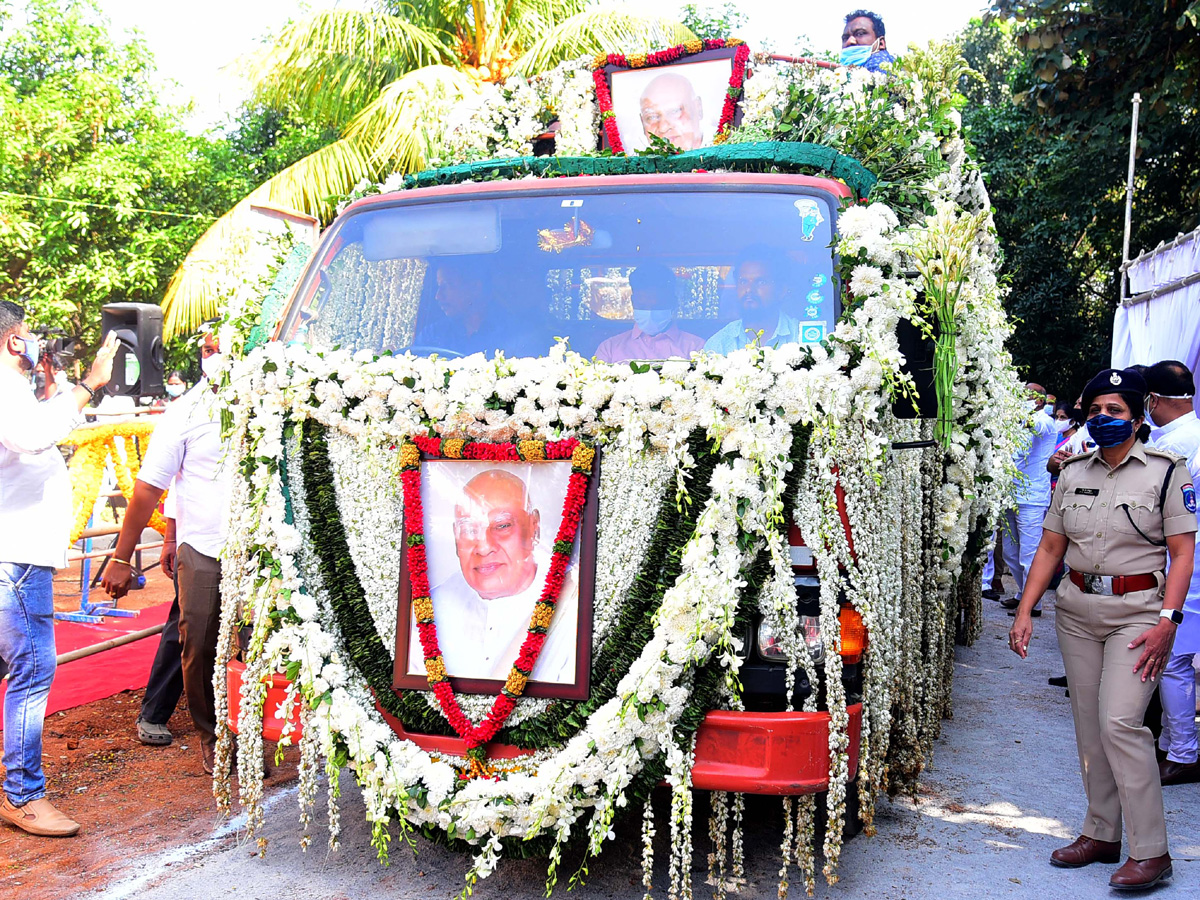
[{"x1": 282, "y1": 185, "x2": 840, "y2": 361}]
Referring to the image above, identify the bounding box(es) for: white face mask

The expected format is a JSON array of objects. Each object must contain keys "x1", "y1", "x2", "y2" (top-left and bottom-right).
[
  {"x1": 200, "y1": 352, "x2": 223, "y2": 380},
  {"x1": 1024, "y1": 399, "x2": 1037, "y2": 411},
  {"x1": 165, "y1": 382, "x2": 186, "y2": 397},
  {"x1": 632, "y1": 308, "x2": 674, "y2": 336},
  {"x1": 1054, "y1": 418, "x2": 1073, "y2": 434}
]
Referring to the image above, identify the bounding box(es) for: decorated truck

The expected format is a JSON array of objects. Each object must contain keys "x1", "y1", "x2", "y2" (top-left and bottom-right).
[{"x1": 214, "y1": 40, "x2": 1025, "y2": 896}]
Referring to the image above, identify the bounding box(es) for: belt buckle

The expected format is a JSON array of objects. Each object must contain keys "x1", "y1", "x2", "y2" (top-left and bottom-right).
[{"x1": 1084, "y1": 574, "x2": 1114, "y2": 595}]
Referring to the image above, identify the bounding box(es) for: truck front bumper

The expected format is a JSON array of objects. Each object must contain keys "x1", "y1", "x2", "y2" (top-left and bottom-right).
[{"x1": 227, "y1": 660, "x2": 862, "y2": 796}]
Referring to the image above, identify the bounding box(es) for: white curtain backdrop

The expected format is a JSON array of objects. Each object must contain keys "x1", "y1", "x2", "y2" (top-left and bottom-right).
[{"x1": 1112, "y1": 228, "x2": 1200, "y2": 415}]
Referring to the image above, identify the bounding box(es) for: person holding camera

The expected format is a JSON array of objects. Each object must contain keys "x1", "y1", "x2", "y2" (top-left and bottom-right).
[{"x1": 0, "y1": 300, "x2": 119, "y2": 837}]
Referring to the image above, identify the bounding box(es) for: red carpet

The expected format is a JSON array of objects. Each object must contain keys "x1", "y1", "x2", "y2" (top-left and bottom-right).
[{"x1": 0, "y1": 600, "x2": 171, "y2": 722}]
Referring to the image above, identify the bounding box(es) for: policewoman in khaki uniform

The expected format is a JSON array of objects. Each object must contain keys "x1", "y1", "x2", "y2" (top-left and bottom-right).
[{"x1": 1010, "y1": 367, "x2": 1195, "y2": 892}]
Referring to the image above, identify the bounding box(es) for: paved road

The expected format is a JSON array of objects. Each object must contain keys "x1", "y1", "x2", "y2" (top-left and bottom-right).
[{"x1": 90, "y1": 593, "x2": 1200, "y2": 899}]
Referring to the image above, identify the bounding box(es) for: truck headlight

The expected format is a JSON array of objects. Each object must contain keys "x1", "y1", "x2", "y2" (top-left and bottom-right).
[{"x1": 757, "y1": 616, "x2": 825, "y2": 665}]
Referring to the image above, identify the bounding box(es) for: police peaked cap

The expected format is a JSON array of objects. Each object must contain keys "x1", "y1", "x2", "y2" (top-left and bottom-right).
[{"x1": 1081, "y1": 367, "x2": 1148, "y2": 412}]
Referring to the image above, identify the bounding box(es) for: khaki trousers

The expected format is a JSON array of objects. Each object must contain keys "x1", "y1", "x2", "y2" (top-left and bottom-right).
[
  {"x1": 1055, "y1": 579, "x2": 1168, "y2": 859},
  {"x1": 176, "y1": 543, "x2": 222, "y2": 748}
]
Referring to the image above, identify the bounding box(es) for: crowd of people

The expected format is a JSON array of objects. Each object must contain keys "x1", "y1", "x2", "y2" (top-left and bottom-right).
[
  {"x1": 0, "y1": 299, "x2": 229, "y2": 837},
  {"x1": 1000, "y1": 362, "x2": 1200, "y2": 891}
]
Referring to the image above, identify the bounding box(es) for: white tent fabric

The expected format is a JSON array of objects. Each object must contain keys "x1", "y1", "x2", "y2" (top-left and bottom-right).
[{"x1": 1112, "y1": 228, "x2": 1200, "y2": 415}]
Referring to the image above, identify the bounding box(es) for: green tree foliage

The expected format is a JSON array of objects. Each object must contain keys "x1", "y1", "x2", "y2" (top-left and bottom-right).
[
  {"x1": 0, "y1": 0, "x2": 221, "y2": 348},
  {"x1": 962, "y1": 4, "x2": 1200, "y2": 396},
  {"x1": 959, "y1": 20, "x2": 1114, "y2": 392},
  {"x1": 0, "y1": 0, "x2": 336, "y2": 365},
  {"x1": 678, "y1": 3, "x2": 748, "y2": 41}
]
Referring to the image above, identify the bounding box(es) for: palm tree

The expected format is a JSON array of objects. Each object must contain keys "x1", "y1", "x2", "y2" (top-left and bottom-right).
[{"x1": 163, "y1": 1, "x2": 694, "y2": 337}]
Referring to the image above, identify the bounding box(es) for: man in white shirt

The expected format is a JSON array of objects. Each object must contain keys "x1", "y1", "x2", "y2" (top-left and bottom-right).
[
  {"x1": 0, "y1": 300, "x2": 117, "y2": 837},
  {"x1": 102, "y1": 333, "x2": 230, "y2": 774},
  {"x1": 407, "y1": 469, "x2": 578, "y2": 684},
  {"x1": 1143, "y1": 360, "x2": 1200, "y2": 784},
  {"x1": 1000, "y1": 383, "x2": 1059, "y2": 614},
  {"x1": 704, "y1": 248, "x2": 802, "y2": 355}
]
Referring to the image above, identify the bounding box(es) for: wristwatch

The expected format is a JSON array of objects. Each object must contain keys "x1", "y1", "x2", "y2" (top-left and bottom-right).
[{"x1": 1160, "y1": 608, "x2": 1185, "y2": 625}]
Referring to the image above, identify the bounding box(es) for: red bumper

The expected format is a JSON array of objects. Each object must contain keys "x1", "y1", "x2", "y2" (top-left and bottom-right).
[
  {"x1": 227, "y1": 661, "x2": 861, "y2": 795},
  {"x1": 691, "y1": 704, "x2": 862, "y2": 794},
  {"x1": 227, "y1": 659, "x2": 302, "y2": 742}
]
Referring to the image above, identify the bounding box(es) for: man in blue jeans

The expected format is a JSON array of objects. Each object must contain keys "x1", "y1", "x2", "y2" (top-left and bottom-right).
[{"x1": 0, "y1": 300, "x2": 117, "y2": 837}]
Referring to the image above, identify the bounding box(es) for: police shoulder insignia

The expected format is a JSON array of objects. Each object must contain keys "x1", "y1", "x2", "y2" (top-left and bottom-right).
[{"x1": 1183, "y1": 484, "x2": 1197, "y2": 513}]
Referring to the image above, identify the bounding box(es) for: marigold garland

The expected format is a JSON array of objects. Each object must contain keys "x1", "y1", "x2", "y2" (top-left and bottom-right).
[
  {"x1": 593, "y1": 38, "x2": 747, "y2": 155},
  {"x1": 60, "y1": 420, "x2": 169, "y2": 544},
  {"x1": 400, "y1": 435, "x2": 595, "y2": 769}
]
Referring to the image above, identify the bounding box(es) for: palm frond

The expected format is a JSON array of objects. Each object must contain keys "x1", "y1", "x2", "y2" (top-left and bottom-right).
[
  {"x1": 343, "y1": 65, "x2": 478, "y2": 171},
  {"x1": 512, "y1": 6, "x2": 696, "y2": 76},
  {"x1": 242, "y1": 9, "x2": 453, "y2": 126},
  {"x1": 161, "y1": 139, "x2": 379, "y2": 338}
]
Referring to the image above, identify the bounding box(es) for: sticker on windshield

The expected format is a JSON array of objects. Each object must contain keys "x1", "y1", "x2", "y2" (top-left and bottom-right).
[
  {"x1": 801, "y1": 323, "x2": 826, "y2": 343},
  {"x1": 794, "y1": 199, "x2": 825, "y2": 242},
  {"x1": 561, "y1": 199, "x2": 584, "y2": 207}
]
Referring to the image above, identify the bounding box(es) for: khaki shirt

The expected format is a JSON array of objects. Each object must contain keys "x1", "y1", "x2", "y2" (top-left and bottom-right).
[{"x1": 1043, "y1": 440, "x2": 1198, "y2": 576}]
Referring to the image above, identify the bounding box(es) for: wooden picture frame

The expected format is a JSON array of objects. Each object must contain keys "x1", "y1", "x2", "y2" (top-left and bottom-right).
[{"x1": 393, "y1": 451, "x2": 599, "y2": 702}]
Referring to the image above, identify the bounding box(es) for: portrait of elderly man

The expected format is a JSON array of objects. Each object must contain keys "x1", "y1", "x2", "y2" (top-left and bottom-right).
[
  {"x1": 638, "y1": 72, "x2": 705, "y2": 151},
  {"x1": 406, "y1": 467, "x2": 579, "y2": 685}
]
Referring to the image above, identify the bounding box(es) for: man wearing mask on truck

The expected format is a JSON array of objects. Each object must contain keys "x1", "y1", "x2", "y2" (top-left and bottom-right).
[{"x1": 840, "y1": 10, "x2": 895, "y2": 72}]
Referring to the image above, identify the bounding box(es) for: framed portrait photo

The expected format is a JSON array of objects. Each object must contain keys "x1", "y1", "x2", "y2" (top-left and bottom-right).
[
  {"x1": 597, "y1": 42, "x2": 750, "y2": 155},
  {"x1": 393, "y1": 447, "x2": 598, "y2": 702}
]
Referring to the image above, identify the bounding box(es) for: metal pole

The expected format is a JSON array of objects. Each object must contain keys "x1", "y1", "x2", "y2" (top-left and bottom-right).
[
  {"x1": 1121, "y1": 92, "x2": 1142, "y2": 303},
  {"x1": 68, "y1": 539, "x2": 163, "y2": 563},
  {"x1": 1, "y1": 623, "x2": 165, "y2": 680}
]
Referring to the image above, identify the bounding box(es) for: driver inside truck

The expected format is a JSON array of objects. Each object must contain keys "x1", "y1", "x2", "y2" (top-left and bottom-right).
[
  {"x1": 415, "y1": 262, "x2": 496, "y2": 353},
  {"x1": 594, "y1": 263, "x2": 704, "y2": 363}
]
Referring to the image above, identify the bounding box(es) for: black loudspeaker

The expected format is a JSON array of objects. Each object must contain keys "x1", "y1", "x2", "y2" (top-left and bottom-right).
[
  {"x1": 101, "y1": 302, "x2": 164, "y2": 396},
  {"x1": 892, "y1": 315, "x2": 939, "y2": 419}
]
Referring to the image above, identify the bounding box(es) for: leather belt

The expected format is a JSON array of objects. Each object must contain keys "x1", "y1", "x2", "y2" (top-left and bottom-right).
[{"x1": 1068, "y1": 570, "x2": 1158, "y2": 596}]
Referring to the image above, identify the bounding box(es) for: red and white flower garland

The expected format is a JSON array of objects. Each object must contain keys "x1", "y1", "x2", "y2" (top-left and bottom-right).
[
  {"x1": 592, "y1": 38, "x2": 749, "y2": 154},
  {"x1": 399, "y1": 434, "x2": 596, "y2": 773}
]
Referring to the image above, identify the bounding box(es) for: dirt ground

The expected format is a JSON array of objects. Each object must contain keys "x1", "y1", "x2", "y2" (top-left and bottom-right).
[{"x1": 1, "y1": 558, "x2": 299, "y2": 900}]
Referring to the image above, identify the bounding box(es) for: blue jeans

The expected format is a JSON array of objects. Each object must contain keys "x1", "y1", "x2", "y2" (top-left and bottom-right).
[{"x1": 0, "y1": 562, "x2": 56, "y2": 805}]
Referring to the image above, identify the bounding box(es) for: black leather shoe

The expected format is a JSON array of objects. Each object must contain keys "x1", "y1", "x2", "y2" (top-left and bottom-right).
[
  {"x1": 1007, "y1": 607, "x2": 1041, "y2": 617},
  {"x1": 999, "y1": 596, "x2": 1020, "y2": 609},
  {"x1": 1159, "y1": 759, "x2": 1200, "y2": 785},
  {"x1": 1048, "y1": 675, "x2": 1068, "y2": 687}
]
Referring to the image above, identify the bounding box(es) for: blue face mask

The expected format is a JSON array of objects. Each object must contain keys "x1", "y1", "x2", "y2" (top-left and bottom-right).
[
  {"x1": 839, "y1": 44, "x2": 874, "y2": 66},
  {"x1": 632, "y1": 308, "x2": 674, "y2": 336},
  {"x1": 1087, "y1": 413, "x2": 1134, "y2": 448},
  {"x1": 15, "y1": 335, "x2": 39, "y2": 370}
]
